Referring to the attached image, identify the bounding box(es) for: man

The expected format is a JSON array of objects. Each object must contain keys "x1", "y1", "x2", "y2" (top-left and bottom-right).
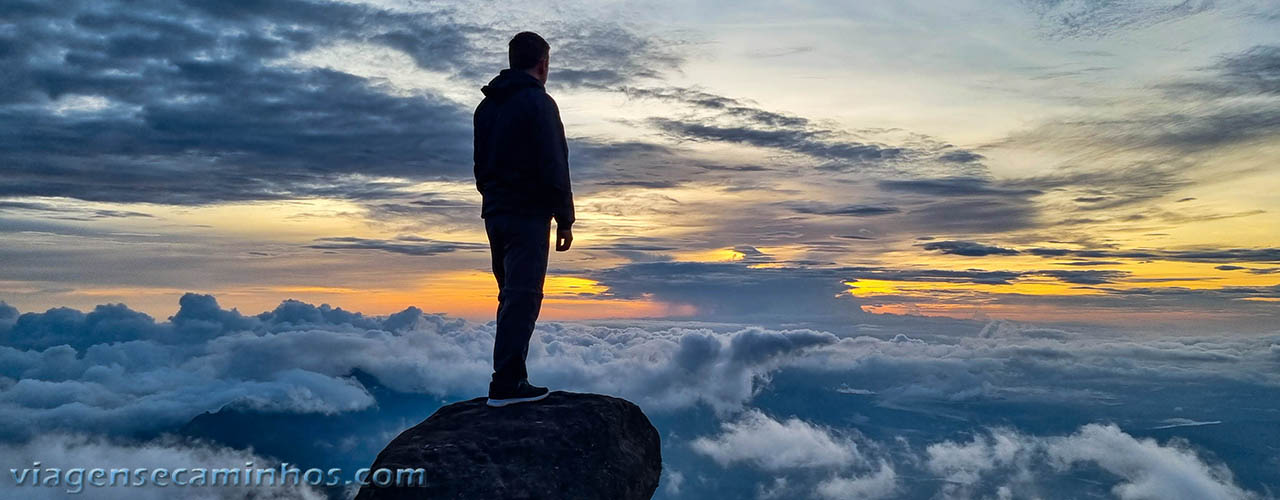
[{"x1": 473, "y1": 31, "x2": 574, "y2": 407}]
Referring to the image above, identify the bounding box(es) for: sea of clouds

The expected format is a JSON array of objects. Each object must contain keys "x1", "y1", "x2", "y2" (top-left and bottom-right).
[{"x1": 1, "y1": 293, "x2": 1277, "y2": 499}]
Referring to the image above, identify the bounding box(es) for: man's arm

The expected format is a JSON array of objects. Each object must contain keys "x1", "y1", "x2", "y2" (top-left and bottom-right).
[
  {"x1": 531, "y1": 93, "x2": 575, "y2": 228},
  {"x1": 473, "y1": 106, "x2": 486, "y2": 194}
]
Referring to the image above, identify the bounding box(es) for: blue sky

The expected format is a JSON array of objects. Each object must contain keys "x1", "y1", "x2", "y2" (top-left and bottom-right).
[{"x1": 1, "y1": 0, "x2": 1279, "y2": 498}]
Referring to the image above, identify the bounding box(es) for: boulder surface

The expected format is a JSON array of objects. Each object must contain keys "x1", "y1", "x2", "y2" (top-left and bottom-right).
[{"x1": 354, "y1": 391, "x2": 661, "y2": 500}]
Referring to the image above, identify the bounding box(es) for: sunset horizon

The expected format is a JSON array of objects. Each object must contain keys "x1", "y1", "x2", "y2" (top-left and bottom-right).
[{"x1": 2, "y1": 0, "x2": 1278, "y2": 498}]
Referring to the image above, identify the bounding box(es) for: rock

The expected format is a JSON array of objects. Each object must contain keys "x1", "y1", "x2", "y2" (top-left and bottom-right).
[{"x1": 354, "y1": 391, "x2": 662, "y2": 500}]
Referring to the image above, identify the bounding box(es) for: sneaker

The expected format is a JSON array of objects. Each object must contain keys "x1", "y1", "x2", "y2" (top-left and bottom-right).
[{"x1": 486, "y1": 379, "x2": 550, "y2": 407}]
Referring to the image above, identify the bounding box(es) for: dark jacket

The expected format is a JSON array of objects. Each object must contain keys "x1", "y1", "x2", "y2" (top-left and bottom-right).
[{"x1": 473, "y1": 68, "x2": 575, "y2": 227}]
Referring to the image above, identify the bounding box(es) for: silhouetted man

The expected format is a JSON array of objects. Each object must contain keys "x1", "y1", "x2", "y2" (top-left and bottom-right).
[{"x1": 474, "y1": 31, "x2": 574, "y2": 407}]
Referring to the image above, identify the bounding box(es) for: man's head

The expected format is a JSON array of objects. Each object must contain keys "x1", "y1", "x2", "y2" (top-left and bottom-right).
[{"x1": 509, "y1": 31, "x2": 549, "y2": 85}]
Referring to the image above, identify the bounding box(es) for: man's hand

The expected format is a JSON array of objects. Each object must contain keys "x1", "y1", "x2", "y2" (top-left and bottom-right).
[{"x1": 555, "y1": 226, "x2": 573, "y2": 252}]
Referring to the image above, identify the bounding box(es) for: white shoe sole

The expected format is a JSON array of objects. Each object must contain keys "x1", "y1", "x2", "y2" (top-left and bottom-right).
[{"x1": 486, "y1": 391, "x2": 550, "y2": 407}]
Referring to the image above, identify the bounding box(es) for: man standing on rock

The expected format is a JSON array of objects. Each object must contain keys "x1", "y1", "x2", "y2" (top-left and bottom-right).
[{"x1": 474, "y1": 31, "x2": 574, "y2": 407}]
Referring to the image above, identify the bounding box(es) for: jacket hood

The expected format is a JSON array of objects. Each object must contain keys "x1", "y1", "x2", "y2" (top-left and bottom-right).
[{"x1": 481, "y1": 68, "x2": 544, "y2": 98}]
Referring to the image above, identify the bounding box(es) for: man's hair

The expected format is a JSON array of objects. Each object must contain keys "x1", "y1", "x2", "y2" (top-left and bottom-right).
[{"x1": 508, "y1": 31, "x2": 550, "y2": 70}]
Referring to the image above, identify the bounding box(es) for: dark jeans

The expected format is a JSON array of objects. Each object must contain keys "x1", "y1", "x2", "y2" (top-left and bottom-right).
[{"x1": 484, "y1": 213, "x2": 551, "y2": 388}]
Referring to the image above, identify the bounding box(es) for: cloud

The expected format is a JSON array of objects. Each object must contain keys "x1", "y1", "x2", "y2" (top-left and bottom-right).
[
  {"x1": 924, "y1": 423, "x2": 1260, "y2": 500},
  {"x1": 994, "y1": 45, "x2": 1280, "y2": 203},
  {"x1": 621, "y1": 84, "x2": 986, "y2": 178},
  {"x1": 919, "y1": 240, "x2": 1280, "y2": 266},
  {"x1": 25, "y1": 291, "x2": 1270, "y2": 451},
  {"x1": 1, "y1": 0, "x2": 483, "y2": 205},
  {"x1": 661, "y1": 468, "x2": 684, "y2": 496},
  {"x1": 878, "y1": 178, "x2": 1041, "y2": 198},
  {"x1": 921, "y1": 240, "x2": 1020, "y2": 256},
  {"x1": 0, "y1": 200, "x2": 154, "y2": 220},
  {"x1": 1032, "y1": 269, "x2": 1130, "y2": 285},
  {"x1": 583, "y1": 261, "x2": 868, "y2": 324},
  {"x1": 585, "y1": 258, "x2": 1181, "y2": 325},
  {"x1": 0, "y1": 293, "x2": 850, "y2": 439},
  {"x1": 786, "y1": 202, "x2": 900, "y2": 217},
  {"x1": 305, "y1": 235, "x2": 487, "y2": 256},
  {"x1": 906, "y1": 198, "x2": 1044, "y2": 234},
  {"x1": 1165, "y1": 45, "x2": 1280, "y2": 98},
  {"x1": 648, "y1": 117, "x2": 905, "y2": 167},
  {"x1": 1, "y1": 295, "x2": 1278, "y2": 497},
  {"x1": 1051, "y1": 424, "x2": 1258, "y2": 500},
  {"x1": 690, "y1": 419, "x2": 900, "y2": 500},
  {"x1": 0, "y1": 433, "x2": 324, "y2": 499},
  {"x1": 579, "y1": 256, "x2": 1280, "y2": 330},
  {"x1": 814, "y1": 461, "x2": 898, "y2": 500},
  {"x1": 538, "y1": 23, "x2": 689, "y2": 88},
  {"x1": 0, "y1": 0, "x2": 689, "y2": 206},
  {"x1": 871, "y1": 178, "x2": 1045, "y2": 234},
  {"x1": 691, "y1": 409, "x2": 863, "y2": 470},
  {"x1": 925, "y1": 426, "x2": 1037, "y2": 492},
  {"x1": 2, "y1": 302, "x2": 167, "y2": 351},
  {"x1": 1021, "y1": 0, "x2": 1215, "y2": 39}
]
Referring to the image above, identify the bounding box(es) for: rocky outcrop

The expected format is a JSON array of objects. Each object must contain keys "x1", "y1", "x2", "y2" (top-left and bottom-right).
[{"x1": 354, "y1": 391, "x2": 661, "y2": 500}]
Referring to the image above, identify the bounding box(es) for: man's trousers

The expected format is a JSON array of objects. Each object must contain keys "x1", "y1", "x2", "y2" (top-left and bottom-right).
[{"x1": 484, "y1": 213, "x2": 551, "y2": 388}]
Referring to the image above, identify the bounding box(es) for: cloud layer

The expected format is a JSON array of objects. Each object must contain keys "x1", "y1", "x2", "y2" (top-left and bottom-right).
[{"x1": 1, "y1": 295, "x2": 1277, "y2": 498}]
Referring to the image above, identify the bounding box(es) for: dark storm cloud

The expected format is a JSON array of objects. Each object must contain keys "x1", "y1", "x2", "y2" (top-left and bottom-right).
[
  {"x1": 0, "y1": 0, "x2": 688, "y2": 206},
  {"x1": 305, "y1": 236, "x2": 486, "y2": 256},
  {"x1": 920, "y1": 240, "x2": 1020, "y2": 257}
]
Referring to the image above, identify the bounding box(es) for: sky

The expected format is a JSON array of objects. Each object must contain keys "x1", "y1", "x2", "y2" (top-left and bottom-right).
[
  {"x1": 1, "y1": 0, "x2": 1277, "y2": 332},
  {"x1": 1, "y1": 1, "x2": 1280, "y2": 499}
]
